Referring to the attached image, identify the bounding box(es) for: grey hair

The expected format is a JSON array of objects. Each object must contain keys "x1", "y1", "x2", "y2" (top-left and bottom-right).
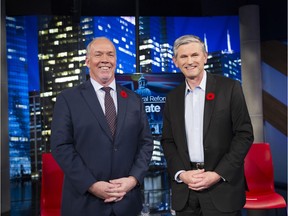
[
  {"x1": 173, "y1": 35, "x2": 207, "y2": 57},
  {"x1": 86, "y1": 36, "x2": 116, "y2": 57}
]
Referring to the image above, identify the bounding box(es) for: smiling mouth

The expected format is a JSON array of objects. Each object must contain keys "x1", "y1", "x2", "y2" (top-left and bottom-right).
[
  {"x1": 100, "y1": 66, "x2": 110, "y2": 70},
  {"x1": 186, "y1": 65, "x2": 196, "y2": 70}
]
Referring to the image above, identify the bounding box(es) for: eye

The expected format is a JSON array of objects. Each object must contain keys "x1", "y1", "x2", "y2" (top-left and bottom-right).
[
  {"x1": 108, "y1": 52, "x2": 115, "y2": 57},
  {"x1": 94, "y1": 52, "x2": 102, "y2": 57},
  {"x1": 179, "y1": 54, "x2": 188, "y2": 59}
]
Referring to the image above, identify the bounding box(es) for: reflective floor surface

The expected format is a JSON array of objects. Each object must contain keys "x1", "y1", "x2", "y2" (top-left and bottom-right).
[
  {"x1": 2, "y1": 179, "x2": 287, "y2": 216},
  {"x1": 3, "y1": 179, "x2": 172, "y2": 216}
]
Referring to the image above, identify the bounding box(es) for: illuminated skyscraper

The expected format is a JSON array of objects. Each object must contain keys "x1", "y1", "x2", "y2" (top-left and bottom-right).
[
  {"x1": 205, "y1": 30, "x2": 241, "y2": 81},
  {"x1": 6, "y1": 16, "x2": 31, "y2": 179},
  {"x1": 29, "y1": 91, "x2": 43, "y2": 178},
  {"x1": 139, "y1": 16, "x2": 176, "y2": 73},
  {"x1": 205, "y1": 52, "x2": 241, "y2": 81},
  {"x1": 38, "y1": 16, "x2": 87, "y2": 151}
]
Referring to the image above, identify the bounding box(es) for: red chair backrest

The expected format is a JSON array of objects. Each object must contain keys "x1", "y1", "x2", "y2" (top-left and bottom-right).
[
  {"x1": 244, "y1": 143, "x2": 275, "y2": 194},
  {"x1": 41, "y1": 153, "x2": 64, "y2": 210}
]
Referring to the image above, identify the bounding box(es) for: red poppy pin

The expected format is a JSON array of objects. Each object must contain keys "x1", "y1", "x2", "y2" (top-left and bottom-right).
[
  {"x1": 120, "y1": 90, "x2": 128, "y2": 98},
  {"x1": 206, "y1": 92, "x2": 215, "y2": 101}
]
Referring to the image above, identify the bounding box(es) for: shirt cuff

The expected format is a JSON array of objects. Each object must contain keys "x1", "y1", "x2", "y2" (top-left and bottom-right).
[{"x1": 174, "y1": 170, "x2": 186, "y2": 183}]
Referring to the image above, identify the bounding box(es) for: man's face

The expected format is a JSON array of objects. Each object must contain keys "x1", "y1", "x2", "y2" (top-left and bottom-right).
[
  {"x1": 86, "y1": 38, "x2": 117, "y2": 85},
  {"x1": 173, "y1": 42, "x2": 207, "y2": 80}
]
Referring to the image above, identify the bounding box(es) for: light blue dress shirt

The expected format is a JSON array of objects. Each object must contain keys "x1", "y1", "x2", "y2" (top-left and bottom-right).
[
  {"x1": 185, "y1": 71, "x2": 206, "y2": 162},
  {"x1": 174, "y1": 71, "x2": 207, "y2": 182}
]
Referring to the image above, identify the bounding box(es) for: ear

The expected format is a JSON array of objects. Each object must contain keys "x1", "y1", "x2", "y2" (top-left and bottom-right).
[
  {"x1": 204, "y1": 52, "x2": 208, "y2": 64},
  {"x1": 85, "y1": 56, "x2": 90, "y2": 68},
  {"x1": 172, "y1": 57, "x2": 178, "y2": 68}
]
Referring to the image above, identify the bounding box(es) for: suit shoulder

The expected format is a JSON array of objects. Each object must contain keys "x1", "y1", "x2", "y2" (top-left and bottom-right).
[
  {"x1": 57, "y1": 81, "x2": 87, "y2": 97},
  {"x1": 166, "y1": 82, "x2": 186, "y2": 97},
  {"x1": 211, "y1": 73, "x2": 241, "y2": 86}
]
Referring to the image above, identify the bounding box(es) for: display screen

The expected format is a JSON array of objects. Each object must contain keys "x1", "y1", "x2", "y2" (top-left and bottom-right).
[{"x1": 116, "y1": 73, "x2": 185, "y2": 135}]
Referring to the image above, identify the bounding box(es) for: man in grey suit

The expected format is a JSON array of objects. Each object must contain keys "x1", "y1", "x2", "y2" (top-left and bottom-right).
[
  {"x1": 51, "y1": 37, "x2": 153, "y2": 216},
  {"x1": 161, "y1": 35, "x2": 254, "y2": 216}
]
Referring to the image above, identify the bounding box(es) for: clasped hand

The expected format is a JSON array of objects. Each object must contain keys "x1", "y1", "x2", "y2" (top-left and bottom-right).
[
  {"x1": 88, "y1": 176, "x2": 137, "y2": 203},
  {"x1": 179, "y1": 170, "x2": 221, "y2": 191}
]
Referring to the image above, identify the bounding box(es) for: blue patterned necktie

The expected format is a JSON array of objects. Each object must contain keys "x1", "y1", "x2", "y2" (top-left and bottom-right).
[{"x1": 102, "y1": 87, "x2": 117, "y2": 137}]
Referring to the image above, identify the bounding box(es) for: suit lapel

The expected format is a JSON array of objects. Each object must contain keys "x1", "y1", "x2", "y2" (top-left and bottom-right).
[
  {"x1": 175, "y1": 83, "x2": 191, "y2": 164},
  {"x1": 178, "y1": 83, "x2": 187, "y2": 144},
  {"x1": 175, "y1": 82, "x2": 190, "y2": 165},
  {"x1": 114, "y1": 84, "x2": 128, "y2": 139},
  {"x1": 203, "y1": 73, "x2": 217, "y2": 140},
  {"x1": 80, "y1": 80, "x2": 113, "y2": 140}
]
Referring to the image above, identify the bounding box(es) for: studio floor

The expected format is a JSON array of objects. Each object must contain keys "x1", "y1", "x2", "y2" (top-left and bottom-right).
[{"x1": 2, "y1": 179, "x2": 287, "y2": 216}]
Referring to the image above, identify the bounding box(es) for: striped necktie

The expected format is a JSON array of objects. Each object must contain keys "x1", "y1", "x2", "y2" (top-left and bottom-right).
[{"x1": 102, "y1": 87, "x2": 117, "y2": 137}]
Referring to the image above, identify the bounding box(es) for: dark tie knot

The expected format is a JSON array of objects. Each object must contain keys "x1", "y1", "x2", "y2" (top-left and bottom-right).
[{"x1": 102, "y1": 87, "x2": 112, "y2": 93}]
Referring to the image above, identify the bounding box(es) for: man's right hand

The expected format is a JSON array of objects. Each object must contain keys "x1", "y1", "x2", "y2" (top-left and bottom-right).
[
  {"x1": 88, "y1": 181, "x2": 126, "y2": 202},
  {"x1": 179, "y1": 169, "x2": 205, "y2": 185}
]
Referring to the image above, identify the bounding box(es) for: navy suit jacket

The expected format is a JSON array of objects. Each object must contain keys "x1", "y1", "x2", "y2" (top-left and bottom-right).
[
  {"x1": 161, "y1": 73, "x2": 254, "y2": 212},
  {"x1": 51, "y1": 79, "x2": 153, "y2": 216}
]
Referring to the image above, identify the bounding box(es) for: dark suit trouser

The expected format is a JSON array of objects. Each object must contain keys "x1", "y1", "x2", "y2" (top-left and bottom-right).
[{"x1": 176, "y1": 189, "x2": 242, "y2": 216}]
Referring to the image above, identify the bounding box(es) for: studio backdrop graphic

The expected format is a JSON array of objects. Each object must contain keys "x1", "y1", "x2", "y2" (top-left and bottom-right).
[{"x1": 6, "y1": 14, "x2": 240, "y2": 213}]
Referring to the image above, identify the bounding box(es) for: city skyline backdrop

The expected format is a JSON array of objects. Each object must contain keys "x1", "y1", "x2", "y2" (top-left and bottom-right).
[{"x1": 25, "y1": 15, "x2": 240, "y2": 91}]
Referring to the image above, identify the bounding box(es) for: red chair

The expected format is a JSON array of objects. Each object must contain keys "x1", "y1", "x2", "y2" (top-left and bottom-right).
[
  {"x1": 244, "y1": 143, "x2": 286, "y2": 210},
  {"x1": 40, "y1": 153, "x2": 64, "y2": 216}
]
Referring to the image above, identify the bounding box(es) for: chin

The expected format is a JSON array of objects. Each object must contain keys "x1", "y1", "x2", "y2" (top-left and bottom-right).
[{"x1": 100, "y1": 75, "x2": 114, "y2": 84}]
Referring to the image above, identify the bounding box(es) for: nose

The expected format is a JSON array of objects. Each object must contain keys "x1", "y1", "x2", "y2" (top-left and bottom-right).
[
  {"x1": 187, "y1": 56, "x2": 194, "y2": 64},
  {"x1": 100, "y1": 54, "x2": 109, "y2": 62}
]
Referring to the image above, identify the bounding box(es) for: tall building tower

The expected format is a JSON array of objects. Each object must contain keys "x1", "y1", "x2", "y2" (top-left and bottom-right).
[
  {"x1": 139, "y1": 17, "x2": 176, "y2": 73},
  {"x1": 6, "y1": 16, "x2": 31, "y2": 179},
  {"x1": 141, "y1": 16, "x2": 162, "y2": 73},
  {"x1": 205, "y1": 30, "x2": 241, "y2": 81},
  {"x1": 29, "y1": 91, "x2": 43, "y2": 178},
  {"x1": 38, "y1": 16, "x2": 87, "y2": 151},
  {"x1": 204, "y1": 33, "x2": 209, "y2": 53},
  {"x1": 206, "y1": 52, "x2": 241, "y2": 81},
  {"x1": 226, "y1": 30, "x2": 233, "y2": 54},
  {"x1": 159, "y1": 17, "x2": 176, "y2": 73}
]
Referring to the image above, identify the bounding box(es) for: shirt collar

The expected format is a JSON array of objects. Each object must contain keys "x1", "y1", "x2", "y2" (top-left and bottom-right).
[
  {"x1": 90, "y1": 78, "x2": 117, "y2": 92},
  {"x1": 185, "y1": 70, "x2": 207, "y2": 93}
]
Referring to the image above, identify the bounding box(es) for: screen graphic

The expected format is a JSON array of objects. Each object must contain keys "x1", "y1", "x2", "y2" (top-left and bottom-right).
[{"x1": 116, "y1": 73, "x2": 185, "y2": 135}]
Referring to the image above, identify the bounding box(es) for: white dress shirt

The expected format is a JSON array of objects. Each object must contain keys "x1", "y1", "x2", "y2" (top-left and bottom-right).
[{"x1": 90, "y1": 78, "x2": 118, "y2": 114}]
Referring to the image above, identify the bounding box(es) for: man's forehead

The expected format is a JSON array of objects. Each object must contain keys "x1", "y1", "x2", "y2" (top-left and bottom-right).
[{"x1": 91, "y1": 42, "x2": 115, "y2": 51}]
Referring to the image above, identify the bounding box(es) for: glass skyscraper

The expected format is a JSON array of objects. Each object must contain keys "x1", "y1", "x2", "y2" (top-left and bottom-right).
[
  {"x1": 38, "y1": 15, "x2": 87, "y2": 151},
  {"x1": 6, "y1": 16, "x2": 31, "y2": 179},
  {"x1": 139, "y1": 16, "x2": 176, "y2": 73}
]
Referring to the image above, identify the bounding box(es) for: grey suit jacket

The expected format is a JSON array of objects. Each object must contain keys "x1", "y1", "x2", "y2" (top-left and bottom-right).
[{"x1": 161, "y1": 73, "x2": 254, "y2": 212}]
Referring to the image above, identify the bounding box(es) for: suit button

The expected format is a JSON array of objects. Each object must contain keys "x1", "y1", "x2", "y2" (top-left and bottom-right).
[{"x1": 114, "y1": 148, "x2": 117, "y2": 151}]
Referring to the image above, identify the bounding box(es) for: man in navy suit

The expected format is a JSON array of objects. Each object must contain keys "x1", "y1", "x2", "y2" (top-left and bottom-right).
[
  {"x1": 161, "y1": 35, "x2": 254, "y2": 216},
  {"x1": 51, "y1": 37, "x2": 153, "y2": 216}
]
